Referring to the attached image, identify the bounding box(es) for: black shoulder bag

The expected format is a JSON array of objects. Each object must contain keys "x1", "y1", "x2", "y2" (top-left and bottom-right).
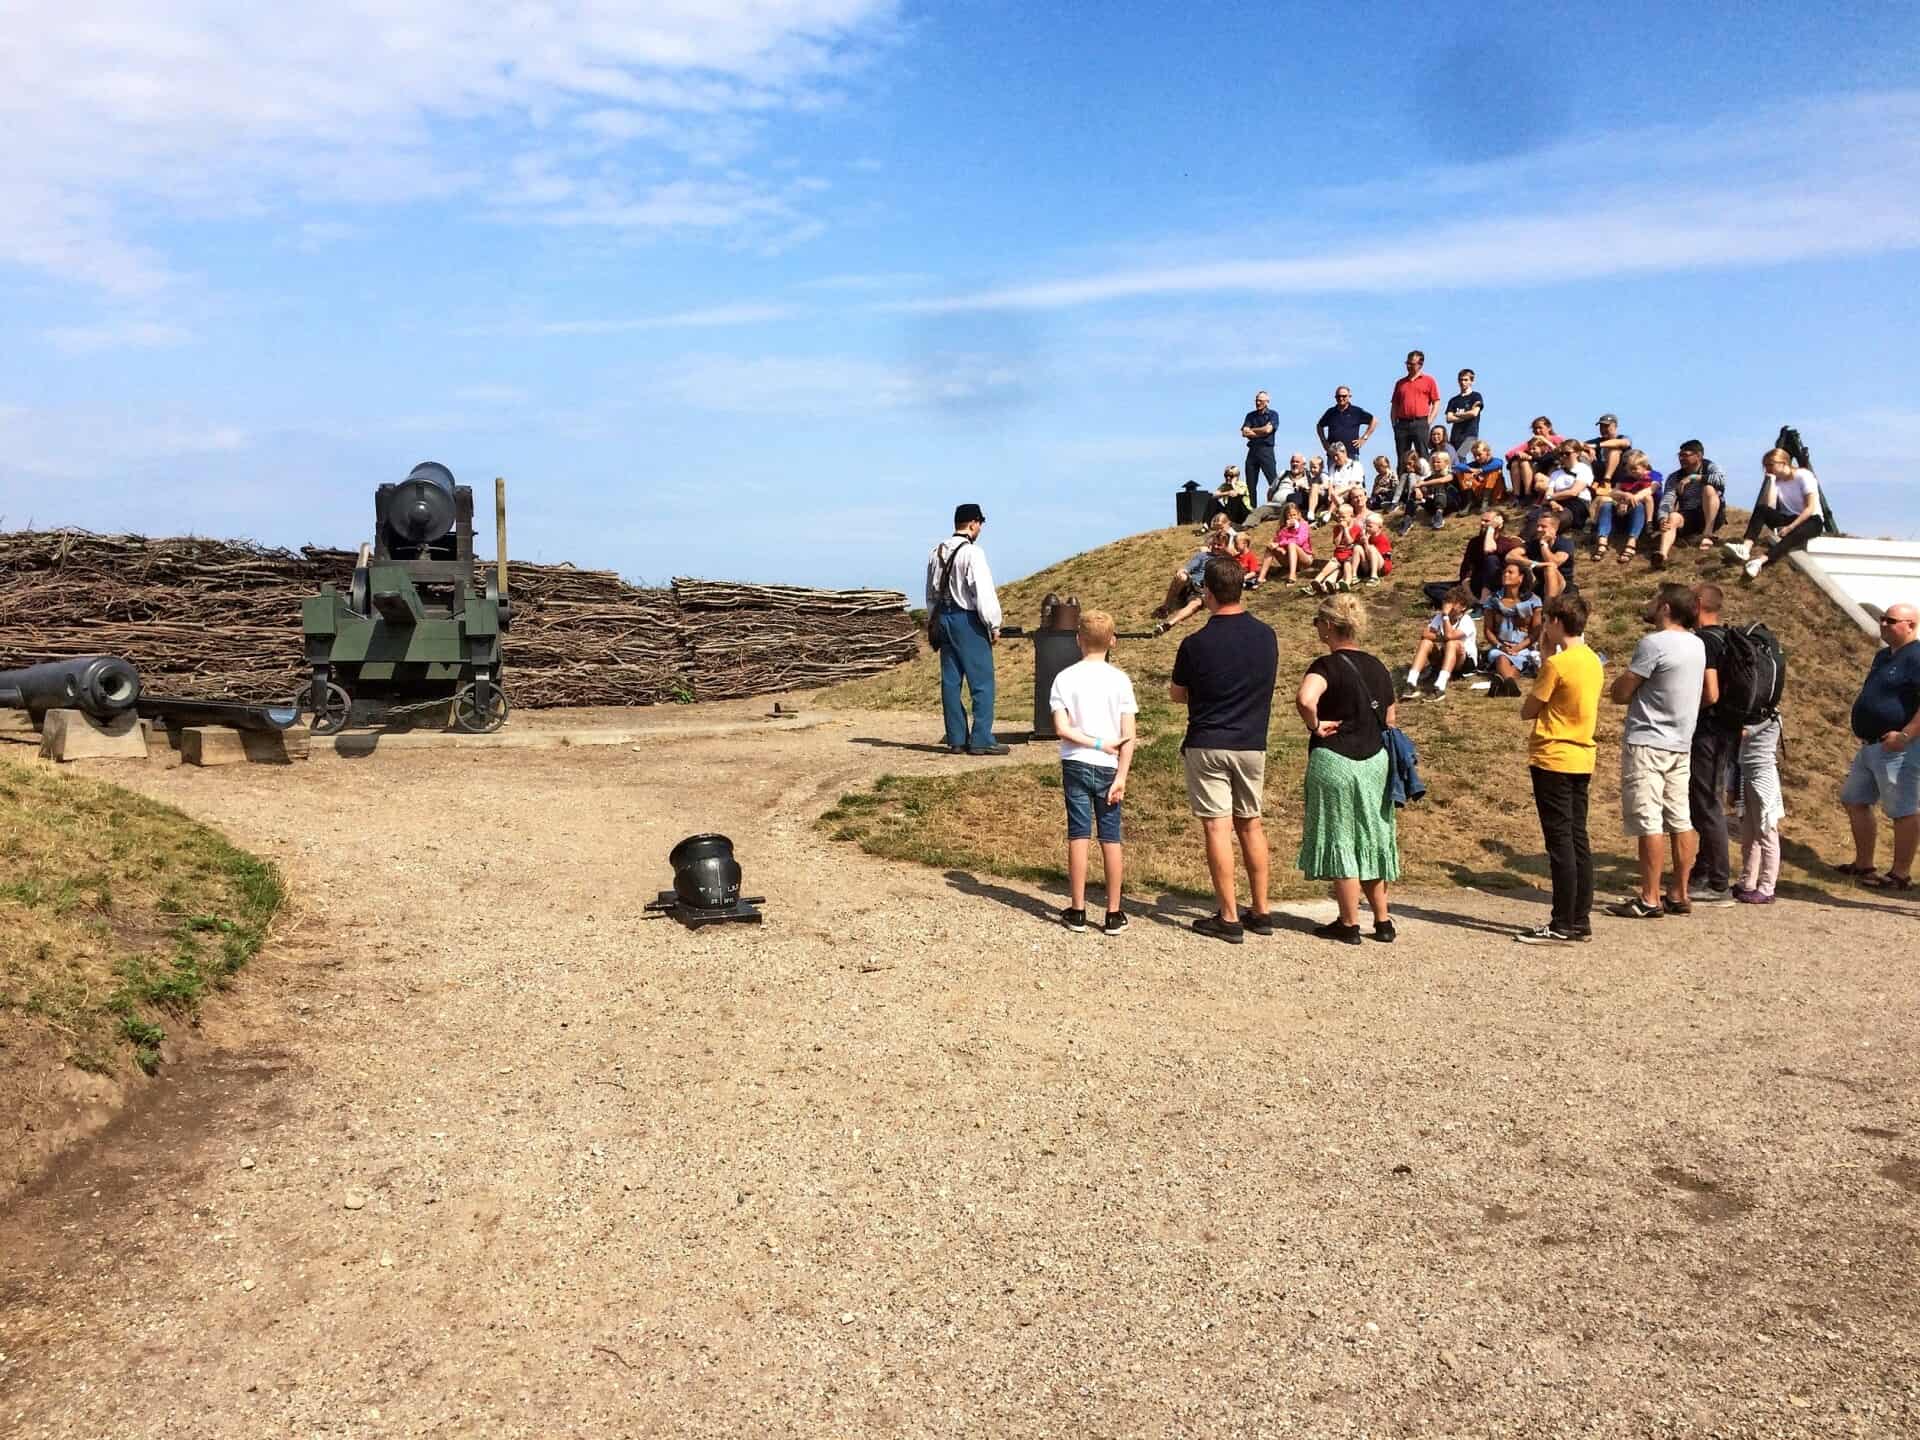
[{"x1": 927, "y1": 536, "x2": 971, "y2": 650}]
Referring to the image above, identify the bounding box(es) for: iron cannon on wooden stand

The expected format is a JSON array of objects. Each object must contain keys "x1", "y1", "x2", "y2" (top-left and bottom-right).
[{"x1": 303, "y1": 463, "x2": 512, "y2": 735}]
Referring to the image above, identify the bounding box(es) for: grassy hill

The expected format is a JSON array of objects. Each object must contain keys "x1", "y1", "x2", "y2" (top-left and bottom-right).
[
  {"x1": 0, "y1": 757, "x2": 283, "y2": 1075},
  {"x1": 819, "y1": 514, "x2": 1886, "y2": 904}
]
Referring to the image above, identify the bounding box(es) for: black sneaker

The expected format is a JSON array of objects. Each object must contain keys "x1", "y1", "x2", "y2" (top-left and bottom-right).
[
  {"x1": 1662, "y1": 896, "x2": 1692, "y2": 917},
  {"x1": 967, "y1": 743, "x2": 1012, "y2": 756},
  {"x1": 1567, "y1": 926, "x2": 1594, "y2": 943},
  {"x1": 1060, "y1": 906, "x2": 1088, "y2": 933},
  {"x1": 1312, "y1": 918, "x2": 1363, "y2": 945},
  {"x1": 1606, "y1": 897, "x2": 1663, "y2": 919},
  {"x1": 1192, "y1": 912, "x2": 1245, "y2": 944},
  {"x1": 1242, "y1": 911, "x2": 1274, "y2": 937},
  {"x1": 1102, "y1": 910, "x2": 1128, "y2": 936},
  {"x1": 1370, "y1": 919, "x2": 1396, "y2": 943},
  {"x1": 1514, "y1": 922, "x2": 1573, "y2": 945}
]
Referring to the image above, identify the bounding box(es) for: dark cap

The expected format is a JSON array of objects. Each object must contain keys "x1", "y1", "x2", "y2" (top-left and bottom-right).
[
  {"x1": 1596, "y1": 413, "x2": 1619, "y2": 427},
  {"x1": 953, "y1": 502, "x2": 986, "y2": 527},
  {"x1": 1678, "y1": 438, "x2": 1705, "y2": 454}
]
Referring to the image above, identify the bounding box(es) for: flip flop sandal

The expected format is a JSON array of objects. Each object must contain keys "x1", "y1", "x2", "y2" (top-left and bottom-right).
[
  {"x1": 1697, "y1": 536, "x2": 1715, "y2": 550},
  {"x1": 1833, "y1": 861, "x2": 1876, "y2": 877},
  {"x1": 1860, "y1": 872, "x2": 1914, "y2": 891},
  {"x1": 1618, "y1": 546, "x2": 1637, "y2": 564},
  {"x1": 1593, "y1": 542, "x2": 1610, "y2": 558}
]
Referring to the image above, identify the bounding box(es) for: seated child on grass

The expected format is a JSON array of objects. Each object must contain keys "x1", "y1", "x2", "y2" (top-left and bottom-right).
[
  {"x1": 1404, "y1": 584, "x2": 1479, "y2": 697},
  {"x1": 1046, "y1": 608, "x2": 1138, "y2": 935},
  {"x1": 1257, "y1": 502, "x2": 1314, "y2": 585},
  {"x1": 1153, "y1": 528, "x2": 1232, "y2": 632},
  {"x1": 1357, "y1": 512, "x2": 1393, "y2": 583},
  {"x1": 1232, "y1": 529, "x2": 1263, "y2": 588},
  {"x1": 1307, "y1": 504, "x2": 1362, "y2": 594}
]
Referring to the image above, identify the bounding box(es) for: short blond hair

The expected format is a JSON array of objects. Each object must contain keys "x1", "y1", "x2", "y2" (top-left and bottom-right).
[
  {"x1": 1076, "y1": 608, "x2": 1115, "y2": 648},
  {"x1": 1314, "y1": 591, "x2": 1369, "y2": 640},
  {"x1": 1763, "y1": 447, "x2": 1794, "y2": 469}
]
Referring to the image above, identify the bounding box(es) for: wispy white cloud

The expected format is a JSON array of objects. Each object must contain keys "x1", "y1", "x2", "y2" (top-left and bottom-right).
[
  {"x1": 881, "y1": 93, "x2": 1920, "y2": 314},
  {"x1": 801, "y1": 270, "x2": 932, "y2": 291},
  {"x1": 0, "y1": 0, "x2": 900, "y2": 291},
  {"x1": 0, "y1": 402, "x2": 247, "y2": 481},
  {"x1": 660, "y1": 352, "x2": 1026, "y2": 414},
  {"x1": 458, "y1": 301, "x2": 800, "y2": 338},
  {"x1": 43, "y1": 320, "x2": 196, "y2": 355}
]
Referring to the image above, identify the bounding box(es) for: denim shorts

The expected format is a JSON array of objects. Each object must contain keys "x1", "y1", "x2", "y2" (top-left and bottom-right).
[
  {"x1": 1841, "y1": 739, "x2": 1920, "y2": 819},
  {"x1": 1061, "y1": 759, "x2": 1123, "y2": 842}
]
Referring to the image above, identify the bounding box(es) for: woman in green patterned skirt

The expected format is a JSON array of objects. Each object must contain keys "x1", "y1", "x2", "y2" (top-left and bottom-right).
[{"x1": 1296, "y1": 592, "x2": 1401, "y2": 944}]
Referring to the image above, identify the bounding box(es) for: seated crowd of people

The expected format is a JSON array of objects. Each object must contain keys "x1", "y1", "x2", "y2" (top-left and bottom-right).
[{"x1": 1159, "y1": 363, "x2": 1831, "y2": 701}]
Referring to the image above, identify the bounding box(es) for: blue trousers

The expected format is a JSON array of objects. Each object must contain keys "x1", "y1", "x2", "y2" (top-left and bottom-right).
[
  {"x1": 1595, "y1": 498, "x2": 1647, "y2": 543},
  {"x1": 937, "y1": 607, "x2": 997, "y2": 750}
]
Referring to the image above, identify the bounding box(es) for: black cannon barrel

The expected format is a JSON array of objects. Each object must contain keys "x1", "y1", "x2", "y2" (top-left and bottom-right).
[
  {"x1": 380, "y1": 460, "x2": 460, "y2": 548},
  {"x1": 0, "y1": 656, "x2": 142, "y2": 719}
]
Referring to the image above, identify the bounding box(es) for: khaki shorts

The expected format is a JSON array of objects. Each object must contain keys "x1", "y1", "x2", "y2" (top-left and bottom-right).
[
  {"x1": 1620, "y1": 743, "x2": 1692, "y2": 837},
  {"x1": 1183, "y1": 747, "x2": 1267, "y2": 819}
]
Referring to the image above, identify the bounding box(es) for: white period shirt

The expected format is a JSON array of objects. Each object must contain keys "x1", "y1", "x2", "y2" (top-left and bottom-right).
[
  {"x1": 925, "y1": 534, "x2": 1003, "y2": 630},
  {"x1": 1048, "y1": 658, "x2": 1138, "y2": 768}
]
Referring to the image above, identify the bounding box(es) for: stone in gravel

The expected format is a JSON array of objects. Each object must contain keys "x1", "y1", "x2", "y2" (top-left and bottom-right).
[
  {"x1": 239, "y1": 1156, "x2": 255, "y2": 1170},
  {"x1": 380, "y1": 1252, "x2": 395, "y2": 1268},
  {"x1": 342, "y1": 1188, "x2": 369, "y2": 1210}
]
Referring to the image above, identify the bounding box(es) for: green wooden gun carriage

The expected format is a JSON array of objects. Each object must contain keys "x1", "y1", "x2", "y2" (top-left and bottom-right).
[{"x1": 302, "y1": 462, "x2": 511, "y2": 735}]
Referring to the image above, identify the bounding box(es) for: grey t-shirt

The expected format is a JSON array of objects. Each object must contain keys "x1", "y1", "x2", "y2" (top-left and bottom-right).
[{"x1": 1624, "y1": 628, "x2": 1707, "y2": 751}]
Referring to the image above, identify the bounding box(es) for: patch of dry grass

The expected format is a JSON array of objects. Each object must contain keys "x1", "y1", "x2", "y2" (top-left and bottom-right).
[
  {"x1": 0, "y1": 757, "x2": 283, "y2": 1073},
  {"x1": 820, "y1": 513, "x2": 1885, "y2": 902}
]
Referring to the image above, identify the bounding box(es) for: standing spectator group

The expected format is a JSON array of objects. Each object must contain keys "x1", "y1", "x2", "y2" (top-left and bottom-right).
[{"x1": 925, "y1": 355, "x2": 1910, "y2": 945}]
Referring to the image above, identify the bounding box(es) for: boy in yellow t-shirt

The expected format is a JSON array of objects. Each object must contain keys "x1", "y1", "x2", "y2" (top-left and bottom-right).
[{"x1": 1516, "y1": 593, "x2": 1604, "y2": 944}]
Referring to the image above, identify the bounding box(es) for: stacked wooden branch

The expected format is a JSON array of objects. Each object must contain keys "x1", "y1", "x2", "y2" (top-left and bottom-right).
[
  {"x1": 0, "y1": 530, "x2": 913, "y2": 709},
  {"x1": 672, "y1": 578, "x2": 919, "y2": 700}
]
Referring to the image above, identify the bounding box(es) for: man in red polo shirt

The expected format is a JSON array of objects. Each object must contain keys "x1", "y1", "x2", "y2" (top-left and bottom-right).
[{"x1": 1390, "y1": 350, "x2": 1441, "y2": 463}]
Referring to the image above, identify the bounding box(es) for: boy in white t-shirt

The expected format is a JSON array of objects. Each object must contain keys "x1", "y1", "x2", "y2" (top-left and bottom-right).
[
  {"x1": 1047, "y1": 609, "x2": 1138, "y2": 935},
  {"x1": 1403, "y1": 584, "x2": 1480, "y2": 698}
]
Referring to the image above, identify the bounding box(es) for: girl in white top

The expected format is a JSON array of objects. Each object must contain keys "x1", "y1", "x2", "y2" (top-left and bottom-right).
[{"x1": 1721, "y1": 448, "x2": 1824, "y2": 581}]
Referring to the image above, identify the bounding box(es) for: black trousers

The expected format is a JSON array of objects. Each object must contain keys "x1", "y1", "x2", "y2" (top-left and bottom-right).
[
  {"x1": 1246, "y1": 448, "x2": 1278, "y2": 504},
  {"x1": 1689, "y1": 726, "x2": 1737, "y2": 889},
  {"x1": 1392, "y1": 417, "x2": 1432, "y2": 461},
  {"x1": 1530, "y1": 766, "x2": 1593, "y2": 932},
  {"x1": 1743, "y1": 502, "x2": 1825, "y2": 557}
]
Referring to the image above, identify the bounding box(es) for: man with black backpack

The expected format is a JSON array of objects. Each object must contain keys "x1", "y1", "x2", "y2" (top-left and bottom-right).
[
  {"x1": 1688, "y1": 584, "x2": 1742, "y2": 904},
  {"x1": 925, "y1": 503, "x2": 1008, "y2": 756}
]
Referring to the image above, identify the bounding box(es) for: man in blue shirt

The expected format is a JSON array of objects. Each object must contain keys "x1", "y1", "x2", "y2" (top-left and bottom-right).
[
  {"x1": 1315, "y1": 386, "x2": 1376, "y2": 465},
  {"x1": 1840, "y1": 603, "x2": 1920, "y2": 888},
  {"x1": 1240, "y1": 390, "x2": 1279, "y2": 505}
]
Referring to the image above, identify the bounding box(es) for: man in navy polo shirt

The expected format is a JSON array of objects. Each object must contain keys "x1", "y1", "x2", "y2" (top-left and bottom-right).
[
  {"x1": 1316, "y1": 386, "x2": 1376, "y2": 465},
  {"x1": 1240, "y1": 390, "x2": 1279, "y2": 505}
]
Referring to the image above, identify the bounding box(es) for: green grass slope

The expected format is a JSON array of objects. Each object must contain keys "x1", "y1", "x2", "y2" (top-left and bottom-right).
[
  {"x1": 0, "y1": 757, "x2": 284, "y2": 1074},
  {"x1": 820, "y1": 514, "x2": 1885, "y2": 903}
]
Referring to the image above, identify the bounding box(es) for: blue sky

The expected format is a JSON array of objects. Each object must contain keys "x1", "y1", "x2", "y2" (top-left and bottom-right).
[{"x1": 2, "y1": 0, "x2": 1918, "y2": 599}]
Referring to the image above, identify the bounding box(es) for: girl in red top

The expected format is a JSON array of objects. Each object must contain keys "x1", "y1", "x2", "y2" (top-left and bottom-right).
[
  {"x1": 1232, "y1": 530, "x2": 1263, "y2": 587},
  {"x1": 1306, "y1": 504, "x2": 1365, "y2": 594},
  {"x1": 1358, "y1": 513, "x2": 1394, "y2": 583}
]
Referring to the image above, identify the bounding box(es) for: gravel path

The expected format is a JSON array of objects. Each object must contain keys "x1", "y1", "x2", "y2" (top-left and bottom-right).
[{"x1": 3, "y1": 701, "x2": 1918, "y2": 1438}]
